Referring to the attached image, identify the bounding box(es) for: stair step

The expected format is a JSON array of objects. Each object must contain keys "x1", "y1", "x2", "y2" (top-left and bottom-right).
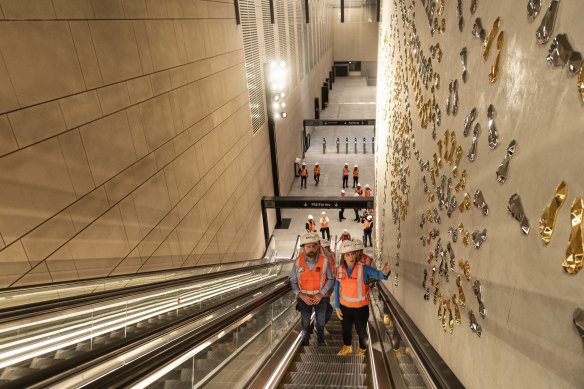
[
  {"x1": 291, "y1": 362, "x2": 365, "y2": 375},
  {"x1": 297, "y1": 354, "x2": 365, "y2": 364},
  {"x1": 284, "y1": 385, "x2": 366, "y2": 389},
  {"x1": 398, "y1": 362, "x2": 420, "y2": 375},
  {"x1": 301, "y1": 346, "x2": 347, "y2": 355},
  {"x1": 397, "y1": 354, "x2": 415, "y2": 365},
  {"x1": 288, "y1": 372, "x2": 367, "y2": 386},
  {"x1": 404, "y1": 373, "x2": 427, "y2": 387}
]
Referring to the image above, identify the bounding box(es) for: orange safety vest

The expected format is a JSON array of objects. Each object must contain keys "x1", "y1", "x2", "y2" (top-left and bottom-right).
[
  {"x1": 356, "y1": 188, "x2": 363, "y2": 196},
  {"x1": 365, "y1": 189, "x2": 372, "y2": 197},
  {"x1": 321, "y1": 217, "x2": 329, "y2": 229},
  {"x1": 307, "y1": 219, "x2": 316, "y2": 232},
  {"x1": 300, "y1": 167, "x2": 307, "y2": 177},
  {"x1": 360, "y1": 253, "x2": 373, "y2": 266},
  {"x1": 343, "y1": 167, "x2": 349, "y2": 176},
  {"x1": 296, "y1": 253, "x2": 329, "y2": 296},
  {"x1": 329, "y1": 252, "x2": 336, "y2": 273},
  {"x1": 314, "y1": 166, "x2": 320, "y2": 175},
  {"x1": 341, "y1": 234, "x2": 351, "y2": 241},
  {"x1": 337, "y1": 263, "x2": 369, "y2": 308},
  {"x1": 353, "y1": 168, "x2": 359, "y2": 177},
  {"x1": 363, "y1": 220, "x2": 372, "y2": 231}
]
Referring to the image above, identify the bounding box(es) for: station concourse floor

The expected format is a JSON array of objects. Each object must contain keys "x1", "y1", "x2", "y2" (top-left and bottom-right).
[{"x1": 273, "y1": 76, "x2": 377, "y2": 260}]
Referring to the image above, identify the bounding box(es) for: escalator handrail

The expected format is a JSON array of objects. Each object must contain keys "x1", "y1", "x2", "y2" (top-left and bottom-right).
[
  {"x1": 374, "y1": 281, "x2": 464, "y2": 389},
  {"x1": 82, "y1": 283, "x2": 293, "y2": 388},
  {"x1": 0, "y1": 259, "x2": 293, "y2": 324},
  {"x1": 1, "y1": 277, "x2": 291, "y2": 389}
]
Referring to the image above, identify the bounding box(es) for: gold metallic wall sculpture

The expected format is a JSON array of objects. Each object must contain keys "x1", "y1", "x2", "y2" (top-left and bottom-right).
[
  {"x1": 483, "y1": 17, "x2": 501, "y2": 61},
  {"x1": 563, "y1": 198, "x2": 584, "y2": 274},
  {"x1": 539, "y1": 181, "x2": 568, "y2": 245},
  {"x1": 578, "y1": 65, "x2": 584, "y2": 101},
  {"x1": 489, "y1": 32, "x2": 505, "y2": 83}
]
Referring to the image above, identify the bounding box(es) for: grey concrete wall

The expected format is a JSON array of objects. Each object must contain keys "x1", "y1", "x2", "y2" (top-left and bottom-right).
[
  {"x1": 375, "y1": 0, "x2": 584, "y2": 387},
  {"x1": 333, "y1": 7, "x2": 379, "y2": 62}
]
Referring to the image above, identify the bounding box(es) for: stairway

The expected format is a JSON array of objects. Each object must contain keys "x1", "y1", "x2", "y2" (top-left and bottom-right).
[
  {"x1": 280, "y1": 314, "x2": 369, "y2": 389},
  {"x1": 383, "y1": 318, "x2": 427, "y2": 389}
]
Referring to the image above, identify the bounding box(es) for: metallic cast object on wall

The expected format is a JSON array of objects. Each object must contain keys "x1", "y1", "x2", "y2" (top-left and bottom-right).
[
  {"x1": 568, "y1": 52, "x2": 583, "y2": 75},
  {"x1": 446, "y1": 80, "x2": 453, "y2": 115},
  {"x1": 547, "y1": 34, "x2": 573, "y2": 67},
  {"x1": 472, "y1": 18, "x2": 486, "y2": 42},
  {"x1": 473, "y1": 280, "x2": 486, "y2": 318},
  {"x1": 452, "y1": 79, "x2": 459, "y2": 116},
  {"x1": 447, "y1": 300, "x2": 454, "y2": 333},
  {"x1": 463, "y1": 107, "x2": 477, "y2": 137},
  {"x1": 457, "y1": 0, "x2": 464, "y2": 32},
  {"x1": 447, "y1": 195, "x2": 458, "y2": 217},
  {"x1": 434, "y1": 282, "x2": 441, "y2": 304},
  {"x1": 579, "y1": 65, "x2": 584, "y2": 101},
  {"x1": 459, "y1": 259, "x2": 471, "y2": 280},
  {"x1": 508, "y1": 193, "x2": 530, "y2": 235},
  {"x1": 539, "y1": 181, "x2": 568, "y2": 245},
  {"x1": 446, "y1": 131, "x2": 456, "y2": 165},
  {"x1": 527, "y1": 0, "x2": 541, "y2": 20},
  {"x1": 423, "y1": 269, "x2": 428, "y2": 288},
  {"x1": 447, "y1": 242, "x2": 456, "y2": 268},
  {"x1": 463, "y1": 230, "x2": 470, "y2": 247},
  {"x1": 473, "y1": 189, "x2": 489, "y2": 216},
  {"x1": 471, "y1": 228, "x2": 487, "y2": 249},
  {"x1": 455, "y1": 170, "x2": 467, "y2": 192},
  {"x1": 427, "y1": 209, "x2": 434, "y2": 223},
  {"x1": 487, "y1": 104, "x2": 499, "y2": 149},
  {"x1": 449, "y1": 226, "x2": 459, "y2": 242},
  {"x1": 489, "y1": 31, "x2": 505, "y2": 83},
  {"x1": 483, "y1": 17, "x2": 501, "y2": 61},
  {"x1": 435, "y1": 103, "x2": 442, "y2": 125},
  {"x1": 496, "y1": 140, "x2": 517, "y2": 183},
  {"x1": 394, "y1": 272, "x2": 399, "y2": 286},
  {"x1": 452, "y1": 294, "x2": 462, "y2": 325},
  {"x1": 424, "y1": 288, "x2": 431, "y2": 300},
  {"x1": 573, "y1": 308, "x2": 584, "y2": 341},
  {"x1": 563, "y1": 197, "x2": 584, "y2": 274},
  {"x1": 452, "y1": 146, "x2": 463, "y2": 176},
  {"x1": 457, "y1": 275, "x2": 466, "y2": 308},
  {"x1": 420, "y1": 213, "x2": 426, "y2": 228},
  {"x1": 459, "y1": 193, "x2": 472, "y2": 212},
  {"x1": 468, "y1": 124, "x2": 480, "y2": 162},
  {"x1": 536, "y1": 0, "x2": 559, "y2": 45},
  {"x1": 469, "y1": 310, "x2": 482, "y2": 337},
  {"x1": 470, "y1": 0, "x2": 478, "y2": 14},
  {"x1": 434, "y1": 208, "x2": 441, "y2": 224}
]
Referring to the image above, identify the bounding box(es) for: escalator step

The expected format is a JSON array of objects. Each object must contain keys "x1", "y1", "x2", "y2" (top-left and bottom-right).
[
  {"x1": 403, "y1": 373, "x2": 427, "y2": 387},
  {"x1": 291, "y1": 362, "x2": 365, "y2": 375},
  {"x1": 29, "y1": 357, "x2": 60, "y2": 369},
  {"x1": 397, "y1": 355, "x2": 414, "y2": 365},
  {"x1": 0, "y1": 367, "x2": 37, "y2": 380},
  {"x1": 297, "y1": 354, "x2": 365, "y2": 364},
  {"x1": 54, "y1": 349, "x2": 84, "y2": 360},
  {"x1": 399, "y1": 363, "x2": 420, "y2": 375},
  {"x1": 288, "y1": 372, "x2": 367, "y2": 386},
  {"x1": 319, "y1": 340, "x2": 361, "y2": 348},
  {"x1": 283, "y1": 385, "x2": 366, "y2": 389},
  {"x1": 301, "y1": 346, "x2": 347, "y2": 355},
  {"x1": 159, "y1": 379, "x2": 191, "y2": 389}
]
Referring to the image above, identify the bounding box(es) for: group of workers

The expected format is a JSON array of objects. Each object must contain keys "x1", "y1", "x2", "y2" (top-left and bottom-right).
[
  {"x1": 298, "y1": 162, "x2": 371, "y2": 191},
  {"x1": 306, "y1": 212, "x2": 373, "y2": 247},
  {"x1": 290, "y1": 232, "x2": 391, "y2": 355}
]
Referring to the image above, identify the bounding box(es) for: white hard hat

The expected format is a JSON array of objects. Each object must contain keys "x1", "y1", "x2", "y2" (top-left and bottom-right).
[
  {"x1": 354, "y1": 193, "x2": 359, "y2": 197},
  {"x1": 367, "y1": 215, "x2": 373, "y2": 220},
  {"x1": 354, "y1": 164, "x2": 358, "y2": 168},
  {"x1": 322, "y1": 211, "x2": 326, "y2": 214},
  {"x1": 300, "y1": 233, "x2": 320, "y2": 245},
  {"x1": 321, "y1": 239, "x2": 331, "y2": 248},
  {"x1": 352, "y1": 239, "x2": 364, "y2": 250},
  {"x1": 357, "y1": 183, "x2": 361, "y2": 187},
  {"x1": 308, "y1": 215, "x2": 313, "y2": 219},
  {"x1": 344, "y1": 162, "x2": 348, "y2": 166},
  {"x1": 365, "y1": 184, "x2": 370, "y2": 188},
  {"x1": 339, "y1": 240, "x2": 357, "y2": 254},
  {"x1": 315, "y1": 162, "x2": 319, "y2": 165},
  {"x1": 302, "y1": 162, "x2": 306, "y2": 165},
  {"x1": 310, "y1": 232, "x2": 321, "y2": 242},
  {"x1": 341, "y1": 190, "x2": 346, "y2": 194},
  {"x1": 343, "y1": 229, "x2": 349, "y2": 234}
]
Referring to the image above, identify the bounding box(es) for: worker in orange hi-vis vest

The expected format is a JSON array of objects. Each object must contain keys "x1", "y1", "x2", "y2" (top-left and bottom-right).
[
  {"x1": 363, "y1": 215, "x2": 374, "y2": 248},
  {"x1": 338, "y1": 229, "x2": 351, "y2": 243},
  {"x1": 335, "y1": 240, "x2": 390, "y2": 356},
  {"x1": 320, "y1": 239, "x2": 336, "y2": 278},
  {"x1": 352, "y1": 238, "x2": 373, "y2": 266},
  {"x1": 352, "y1": 164, "x2": 359, "y2": 188},
  {"x1": 364, "y1": 184, "x2": 372, "y2": 197},
  {"x1": 313, "y1": 162, "x2": 320, "y2": 185},
  {"x1": 299, "y1": 162, "x2": 308, "y2": 188},
  {"x1": 342, "y1": 163, "x2": 349, "y2": 188},
  {"x1": 320, "y1": 211, "x2": 330, "y2": 241},
  {"x1": 290, "y1": 233, "x2": 334, "y2": 346},
  {"x1": 305, "y1": 215, "x2": 316, "y2": 233},
  {"x1": 339, "y1": 190, "x2": 346, "y2": 221},
  {"x1": 355, "y1": 183, "x2": 363, "y2": 197}
]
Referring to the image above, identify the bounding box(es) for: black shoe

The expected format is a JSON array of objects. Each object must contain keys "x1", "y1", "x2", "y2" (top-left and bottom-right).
[
  {"x1": 317, "y1": 339, "x2": 325, "y2": 346},
  {"x1": 302, "y1": 338, "x2": 310, "y2": 346}
]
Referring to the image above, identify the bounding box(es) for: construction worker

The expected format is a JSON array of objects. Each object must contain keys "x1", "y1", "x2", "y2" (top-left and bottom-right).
[
  {"x1": 342, "y1": 163, "x2": 349, "y2": 188},
  {"x1": 290, "y1": 233, "x2": 334, "y2": 346},
  {"x1": 320, "y1": 211, "x2": 330, "y2": 241},
  {"x1": 338, "y1": 229, "x2": 351, "y2": 242},
  {"x1": 299, "y1": 162, "x2": 307, "y2": 188},
  {"x1": 352, "y1": 164, "x2": 359, "y2": 188},
  {"x1": 353, "y1": 193, "x2": 360, "y2": 222},
  {"x1": 335, "y1": 240, "x2": 390, "y2": 356},
  {"x1": 306, "y1": 215, "x2": 316, "y2": 233},
  {"x1": 363, "y1": 215, "x2": 373, "y2": 247},
  {"x1": 352, "y1": 238, "x2": 373, "y2": 266},
  {"x1": 321, "y1": 239, "x2": 336, "y2": 273},
  {"x1": 355, "y1": 183, "x2": 363, "y2": 197},
  {"x1": 314, "y1": 162, "x2": 320, "y2": 185},
  {"x1": 364, "y1": 184, "x2": 372, "y2": 197},
  {"x1": 339, "y1": 190, "x2": 346, "y2": 221}
]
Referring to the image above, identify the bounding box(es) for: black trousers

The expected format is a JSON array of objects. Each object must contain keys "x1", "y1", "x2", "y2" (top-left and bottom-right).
[
  {"x1": 364, "y1": 230, "x2": 372, "y2": 246},
  {"x1": 321, "y1": 227, "x2": 330, "y2": 241},
  {"x1": 342, "y1": 175, "x2": 348, "y2": 187},
  {"x1": 339, "y1": 208, "x2": 345, "y2": 220},
  {"x1": 314, "y1": 174, "x2": 320, "y2": 183},
  {"x1": 340, "y1": 305, "x2": 369, "y2": 349},
  {"x1": 354, "y1": 209, "x2": 360, "y2": 220},
  {"x1": 353, "y1": 176, "x2": 358, "y2": 187},
  {"x1": 300, "y1": 176, "x2": 307, "y2": 187}
]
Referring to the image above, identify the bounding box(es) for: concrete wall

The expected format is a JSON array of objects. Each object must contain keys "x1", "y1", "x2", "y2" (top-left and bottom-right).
[
  {"x1": 0, "y1": 0, "x2": 333, "y2": 287},
  {"x1": 375, "y1": 0, "x2": 584, "y2": 388},
  {"x1": 333, "y1": 7, "x2": 378, "y2": 62}
]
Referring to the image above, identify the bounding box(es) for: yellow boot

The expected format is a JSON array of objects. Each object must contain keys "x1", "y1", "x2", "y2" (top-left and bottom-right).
[
  {"x1": 337, "y1": 345, "x2": 353, "y2": 355},
  {"x1": 356, "y1": 348, "x2": 367, "y2": 356}
]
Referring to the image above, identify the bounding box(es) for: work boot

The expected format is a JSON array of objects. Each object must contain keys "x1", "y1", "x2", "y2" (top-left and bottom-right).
[
  {"x1": 337, "y1": 345, "x2": 353, "y2": 355},
  {"x1": 302, "y1": 338, "x2": 310, "y2": 346},
  {"x1": 356, "y1": 348, "x2": 367, "y2": 356},
  {"x1": 317, "y1": 338, "x2": 325, "y2": 346}
]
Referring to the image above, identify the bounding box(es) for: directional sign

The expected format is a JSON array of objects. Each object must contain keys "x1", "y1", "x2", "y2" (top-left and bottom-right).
[
  {"x1": 303, "y1": 119, "x2": 376, "y2": 126},
  {"x1": 262, "y1": 196, "x2": 374, "y2": 209}
]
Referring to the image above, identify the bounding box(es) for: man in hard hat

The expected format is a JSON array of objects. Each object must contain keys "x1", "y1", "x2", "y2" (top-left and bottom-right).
[
  {"x1": 352, "y1": 164, "x2": 359, "y2": 188},
  {"x1": 339, "y1": 190, "x2": 346, "y2": 221},
  {"x1": 342, "y1": 163, "x2": 349, "y2": 188},
  {"x1": 363, "y1": 215, "x2": 373, "y2": 247},
  {"x1": 299, "y1": 162, "x2": 307, "y2": 188},
  {"x1": 320, "y1": 211, "x2": 330, "y2": 241},
  {"x1": 306, "y1": 215, "x2": 316, "y2": 233},
  {"x1": 338, "y1": 229, "x2": 351, "y2": 242},
  {"x1": 289, "y1": 233, "x2": 334, "y2": 346},
  {"x1": 353, "y1": 238, "x2": 373, "y2": 266},
  {"x1": 364, "y1": 184, "x2": 372, "y2": 197},
  {"x1": 355, "y1": 183, "x2": 363, "y2": 197},
  {"x1": 314, "y1": 162, "x2": 320, "y2": 185}
]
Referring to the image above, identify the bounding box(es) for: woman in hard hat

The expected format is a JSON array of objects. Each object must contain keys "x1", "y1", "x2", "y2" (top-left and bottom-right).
[
  {"x1": 314, "y1": 162, "x2": 320, "y2": 185},
  {"x1": 352, "y1": 164, "x2": 359, "y2": 188},
  {"x1": 342, "y1": 163, "x2": 349, "y2": 188},
  {"x1": 299, "y1": 162, "x2": 307, "y2": 188},
  {"x1": 320, "y1": 211, "x2": 330, "y2": 240},
  {"x1": 306, "y1": 215, "x2": 316, "y2": 233},
  {"x1": 335, "y1": 240, "x2": 390, "y2": 356},
  {"x1": 363, "y1": 214, "x2": 373, "y2": 247}
]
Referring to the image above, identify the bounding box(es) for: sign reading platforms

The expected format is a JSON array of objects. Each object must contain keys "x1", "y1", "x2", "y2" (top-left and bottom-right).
[
  {"x1": 303, "y1": 119, "x2": 376, "y2": 126},
  {"x1": 262, "y1": 196, "x2": 374, "y2": 209}
]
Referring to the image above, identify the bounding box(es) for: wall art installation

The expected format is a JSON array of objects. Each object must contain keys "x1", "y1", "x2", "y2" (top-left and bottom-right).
[
  {"x1": 508, "y1": 193, "x2": 530, "y2": 235},
  {"x1": 496, "y1": 140, "x2": 517, "y2": 183},
  {"x1": 536, "y1": 0, "x2": 559, "y2": 45},
  {"x1": 563, "y1": 198, "x2": 584, "y2": 274},
  {"x1": 539, "y1": 181, "x2": 568, "y2": 245},
  {"x1": 473, "y1": 189, "x2": 489, "y2": 215}
]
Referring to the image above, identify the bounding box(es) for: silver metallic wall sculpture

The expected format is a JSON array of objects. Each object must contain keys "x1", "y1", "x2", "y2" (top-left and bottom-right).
[
  {"x1": 473, "y1": 189, "x2": 489, "y2": 216},
  {"x1": 473, "y1": 280, "x2": 486, "y2": 318},
  {"x1": 463, "y1": 107, "x2": 477, "y2": 137},
  {"x1": 527, "y1": 0, "x2": 541, "y2": 20},
  {"x1": 487, "y1": 104, "x2": 499, "y2": 149},
  {"x1": 468, "y1": 124, "x2": 480, "y2": 162},
  {"x1": 496, "y1": 140, "x2": 517, "y2": 183},
  {"x1": 508, "y1": 193, "x2": 530, "y2": 235},
  {"x1": 469, "y1": 310, "x2": 482, "y2": 337},
  {"x1": 536, "y1": 0, "x2": 560, "y2": 45},
  {"x1": 471, "y1": 228, "x2": 487, "y2": 249}
]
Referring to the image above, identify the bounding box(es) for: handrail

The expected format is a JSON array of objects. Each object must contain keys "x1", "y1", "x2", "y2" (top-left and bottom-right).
[
  {"x1": 375, "y1": 281, "x2": 464, "y2": 389},
  {"x1": 3, "y1": 278, "x2": 290, "y2": 389}
]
